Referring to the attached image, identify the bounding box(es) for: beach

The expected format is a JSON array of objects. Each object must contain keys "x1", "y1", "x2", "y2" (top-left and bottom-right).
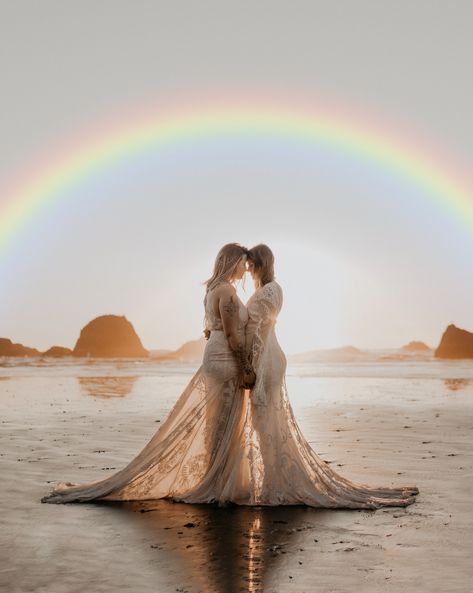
[{"x1": 1, "y1": 358, "x2": 472, "y2": 592}]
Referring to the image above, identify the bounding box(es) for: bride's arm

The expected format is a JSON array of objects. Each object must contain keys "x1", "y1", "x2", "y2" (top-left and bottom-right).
[
  {"x1": 218, "y1": 285, "x2": 254, "y2": 378},
  {"x1": 246, "y1": 283, "x2": 280, "y2": 369},
  {"x1": 245, "y1": 313, "x2": 259, "y2": 359}
]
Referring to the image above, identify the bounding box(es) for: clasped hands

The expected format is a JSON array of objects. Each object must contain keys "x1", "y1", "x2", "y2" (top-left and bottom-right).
[{"x1": 241, "y1": 369, "x2": 256, "y2": 390}]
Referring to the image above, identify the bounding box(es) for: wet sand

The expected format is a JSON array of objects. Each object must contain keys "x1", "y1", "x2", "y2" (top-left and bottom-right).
[{"x1": 0, "y1": 362, "x2": 472, "y2": 592}]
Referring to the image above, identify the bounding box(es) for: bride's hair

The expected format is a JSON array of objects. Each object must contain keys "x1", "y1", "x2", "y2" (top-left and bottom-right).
[
  {"x1": 247, "y1": 244, "x2": 275, "y2": 288},
  {"x1": 204, "y1": 243, "x2": 249, "y2": 293}
]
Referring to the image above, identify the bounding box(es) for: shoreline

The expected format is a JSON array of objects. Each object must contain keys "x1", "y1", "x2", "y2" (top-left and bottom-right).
[{"x1": 0, "y1": 363, "x2": 471, "y2": 592}]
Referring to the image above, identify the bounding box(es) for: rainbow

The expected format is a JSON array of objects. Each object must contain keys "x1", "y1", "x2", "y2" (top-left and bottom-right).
[{"x1": 1, "y1": 96, "x2": 472, "y2": 254}]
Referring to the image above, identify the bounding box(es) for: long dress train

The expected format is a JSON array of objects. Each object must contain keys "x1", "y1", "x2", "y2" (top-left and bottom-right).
[
  {"x1": 41, "y1": 289, "x2": 251, "y2": 504},
  {"x1": 41, "y1": 283, "x2": 419, "y2": 509},
  {"x1": 244, "y1": 280, "x2": 419, "y2": 508}
]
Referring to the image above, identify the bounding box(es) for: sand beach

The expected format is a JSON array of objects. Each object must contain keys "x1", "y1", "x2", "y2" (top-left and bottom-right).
[{"x1": 1, "y1": 358, "x2": 472, "y2": 592}]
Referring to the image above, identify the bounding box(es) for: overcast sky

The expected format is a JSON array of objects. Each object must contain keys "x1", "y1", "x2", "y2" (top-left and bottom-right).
[{"x1": 0, "y1": 1, "x2": 472, "y2": 354}]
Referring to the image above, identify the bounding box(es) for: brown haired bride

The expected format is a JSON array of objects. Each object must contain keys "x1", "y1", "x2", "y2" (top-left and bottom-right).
[
  {"x1": 243, "y1": 244, "x2": 419, "y2": 507},
  {"x1": 42, "y1": 243, "x2": 419, "y2": 508}
]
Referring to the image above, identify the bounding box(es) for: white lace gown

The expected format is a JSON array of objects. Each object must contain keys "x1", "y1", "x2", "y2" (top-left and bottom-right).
[
  {"x1": 41, "y1": 282, "x2": 419, "y2": 508},
  {"x1": 41, "y1": 289, "x2": 252, "y2": 504},
  {"x1": 243, "y1": 281, "x2": 418, "y2": 508}
]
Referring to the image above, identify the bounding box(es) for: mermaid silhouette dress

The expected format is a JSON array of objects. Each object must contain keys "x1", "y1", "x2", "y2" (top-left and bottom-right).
[
  {"x1": 41, "y1": 287, "x2": 252, "y2": 504},
  {"x1": 240, "y1": 280, "x2": 419, "y2": 507},
  {"x1": 41, "y1": 283, "x2": 419, "y2": 508}
]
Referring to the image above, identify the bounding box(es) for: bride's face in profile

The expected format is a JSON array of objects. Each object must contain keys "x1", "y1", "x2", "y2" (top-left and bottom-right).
[
  {"x1": 246, "y1": 259, "x2": 258, "y2": 282},
  {"x1": 232, "y1": 256, "x2": 247, "y2": 281}
]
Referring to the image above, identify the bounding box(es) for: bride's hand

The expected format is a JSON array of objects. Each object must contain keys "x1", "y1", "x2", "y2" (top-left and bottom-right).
[{"x1": 242, "y1": 369, "x2": 256, "y2": 389}]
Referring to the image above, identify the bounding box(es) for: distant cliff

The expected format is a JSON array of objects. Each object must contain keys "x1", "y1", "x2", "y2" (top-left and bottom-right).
[
  {"x1": 0, "y1": 338, "x2": 41, "y2": 357},
  {"x1": 435, "y1": 324, "x2": 473, "y2": 359},
  {"x1": 72, "y1": 315, "x2": 149, "y2": 358},
  {"x1": 401, "y1": 341, "x2": 432, "y2": 352},
  {"x1": 289, "y1": 345, "x2": 370, "y2": 363},
  {"x1": 290, "y1": 342, "x2": 434, "y2": 363},
  {"x1": 151, "y1": 338, "x2": 206, "y2": 363}
]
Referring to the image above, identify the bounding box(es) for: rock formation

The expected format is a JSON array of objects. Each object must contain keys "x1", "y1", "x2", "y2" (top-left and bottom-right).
[
  {"x1": 401, "y1": 341, "x2": 432, "y2": 352},
  {"x1": 289, "y1": 345, "x2": 370, "y2": 363},
  {"x1": 435, "y1": 324, "x2": 473, "y2": 359},
  {"x1": 42, "y1": 346, "x2": 73, "y2": 357},
  {"x1": 151, "y1": 338, "x2": 206, "y2": 363},
  {"x1": 0, "y1": 338, "x2": 41, "y2": 357},
  {"x1": 72, "y1": 315, "x2": 149, "y2": 358}
]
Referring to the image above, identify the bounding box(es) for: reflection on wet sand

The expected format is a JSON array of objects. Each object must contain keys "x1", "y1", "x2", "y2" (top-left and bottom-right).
[
  {"x1": 100, "y1": 499, "x2": 324, "y2": 593},
  {"x1": 78, "y1": 375, "x2": 138, "y2": 398},
  {"x1": 443, "y1": 378, "x2": 472, "y2": 392}
]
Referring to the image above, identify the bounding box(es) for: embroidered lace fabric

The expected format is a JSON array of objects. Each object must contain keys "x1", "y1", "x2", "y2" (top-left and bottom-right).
[{"x1": 41, "y1": 282, "x2": 419, "y2": 508}]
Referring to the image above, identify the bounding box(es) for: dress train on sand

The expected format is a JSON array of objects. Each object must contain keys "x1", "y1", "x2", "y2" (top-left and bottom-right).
[{"x1": 41, "y1": 283, "x2": 419, "y2": 508}]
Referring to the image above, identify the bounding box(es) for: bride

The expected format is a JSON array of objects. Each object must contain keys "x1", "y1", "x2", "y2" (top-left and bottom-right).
[
  {"x1": 244, "y1": 244, "x2": 418, "y2": 507},
  {"x1": 41, "y1": 243, "x2": 419, "y2": 508}
]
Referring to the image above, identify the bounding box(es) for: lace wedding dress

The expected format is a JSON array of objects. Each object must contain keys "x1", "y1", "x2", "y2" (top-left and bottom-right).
[
  {"x1": 41, "y1": 282, "x2": 419, "y2": 508},
  {"x1": 243, "y1": 281, "x2": 418, "y2": 507}
]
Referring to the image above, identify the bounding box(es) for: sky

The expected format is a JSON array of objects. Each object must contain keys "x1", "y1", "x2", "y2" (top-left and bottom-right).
[{"x1": 0, "y1": 1, "x2": 472, "y2": 354}]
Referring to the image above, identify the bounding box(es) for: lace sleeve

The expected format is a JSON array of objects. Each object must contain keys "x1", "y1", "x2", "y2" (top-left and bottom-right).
[
  {"x1": 247, "y1": 282, "x2": 282, "y2": 369},
  {"x1": 203, "y1": 295, "x2": 211, "y2": 339}
]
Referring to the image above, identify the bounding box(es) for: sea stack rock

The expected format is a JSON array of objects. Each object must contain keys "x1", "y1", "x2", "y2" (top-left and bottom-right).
[
  {"x1": 42, "y1": 346, "x2": 73, "y2": 357},
  {"x1": 73, "y1": 315, "x2": 149, "y2": 358},
  {"x1": 401, "y1": 341, "x2": 432, "y2": 352},
  {"x1": 434, "y1": 324, "x2": 473, "y2": 359},
  {"x1": 0, "y1": 338, "x2": 41, "y2": 357}
]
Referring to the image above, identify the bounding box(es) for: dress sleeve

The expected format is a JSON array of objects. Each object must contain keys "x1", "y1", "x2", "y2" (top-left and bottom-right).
[
  {"x1": 246, "y1": 283, "x2": 282, "y2": 369},
  {"x1": 203, "y1": 295, "x2": 211, "y2": 337}
]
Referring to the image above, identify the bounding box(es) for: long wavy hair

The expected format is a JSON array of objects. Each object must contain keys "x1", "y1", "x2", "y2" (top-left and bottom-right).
[
  {"x1": 204, "y1": 243, "x2": 249, "y2": 293},
  {"x1": 247, "y1": 244, "x2": 275, "y2": 288}
]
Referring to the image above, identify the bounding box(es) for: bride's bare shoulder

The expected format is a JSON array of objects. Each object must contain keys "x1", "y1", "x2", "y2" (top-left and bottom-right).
[{"x1": 211, "y1": 282, "x2": 237, "y2": 300}]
